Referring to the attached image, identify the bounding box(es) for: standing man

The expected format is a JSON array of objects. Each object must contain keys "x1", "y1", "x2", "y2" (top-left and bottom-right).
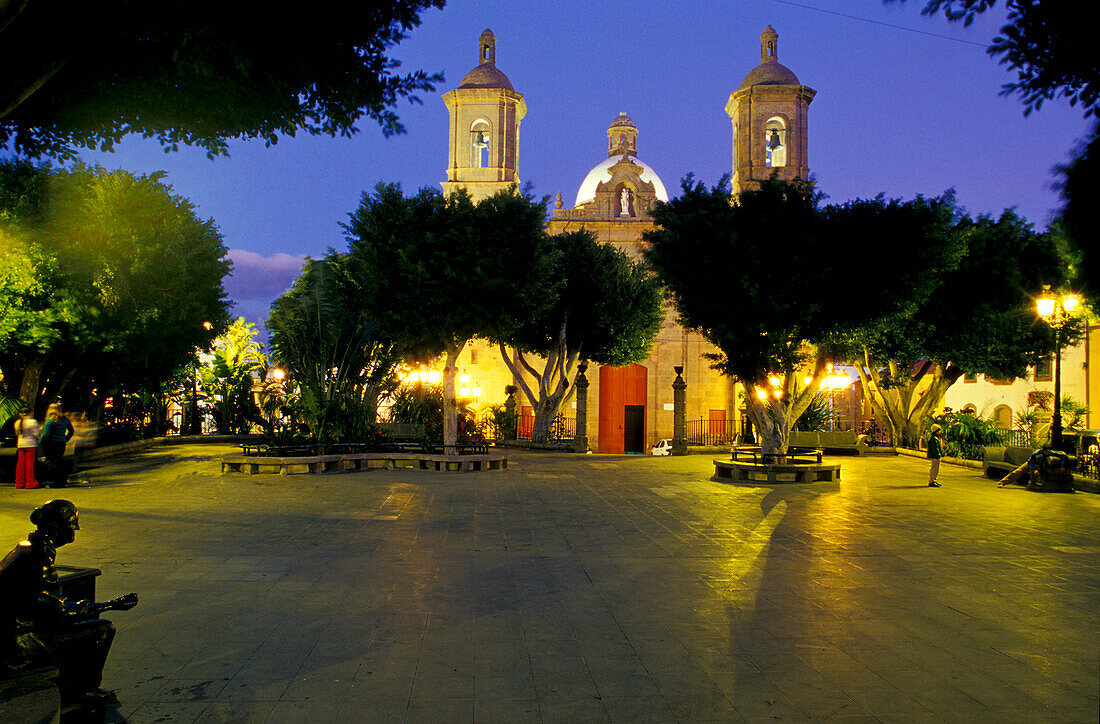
[{"x1": 927, "y1": 423, "x2": 944, "y2": 488}]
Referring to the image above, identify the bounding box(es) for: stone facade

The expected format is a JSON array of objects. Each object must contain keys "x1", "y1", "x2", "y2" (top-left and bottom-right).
[{"x1": 443, "y1": 28, "x2": 815, "y2": 452}]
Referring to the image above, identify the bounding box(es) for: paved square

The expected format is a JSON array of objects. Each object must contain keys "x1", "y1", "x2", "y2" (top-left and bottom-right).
[{"x1": 2, "y1": 445, "x2": 1098, "y2": 722}]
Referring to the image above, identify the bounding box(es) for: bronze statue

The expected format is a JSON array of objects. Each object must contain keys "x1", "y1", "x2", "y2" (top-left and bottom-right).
[{"x1": 1, "y1": 500, "x2": 137, "y2": 716}]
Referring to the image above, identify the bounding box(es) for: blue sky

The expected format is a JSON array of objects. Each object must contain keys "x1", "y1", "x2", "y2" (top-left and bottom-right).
[{"x1": 76, "y1": 0, "x2": 1094, "y2": 332}]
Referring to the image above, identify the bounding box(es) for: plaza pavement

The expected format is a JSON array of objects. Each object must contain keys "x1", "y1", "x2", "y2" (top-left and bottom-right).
[{"x1": 2, "y1": 444, "x2": 1098, "y2": 723}]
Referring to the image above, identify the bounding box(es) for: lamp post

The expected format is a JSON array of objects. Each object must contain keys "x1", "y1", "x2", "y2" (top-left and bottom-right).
[{"x1": 1036, "y1": 286, "x2": 1081, "y2": 451}]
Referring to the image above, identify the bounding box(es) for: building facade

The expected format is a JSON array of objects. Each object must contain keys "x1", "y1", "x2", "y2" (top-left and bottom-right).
[{"x1": 436, "y1": 27, "x2": 816, "y2": 452}]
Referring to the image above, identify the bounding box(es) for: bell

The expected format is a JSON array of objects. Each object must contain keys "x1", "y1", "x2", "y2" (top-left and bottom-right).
[
  {"x1": 768, "y1": 130, "x2": 782, "y2": 150},
  {"x1": 473, "y1": 131, "x2": 486, "y2": 147}
]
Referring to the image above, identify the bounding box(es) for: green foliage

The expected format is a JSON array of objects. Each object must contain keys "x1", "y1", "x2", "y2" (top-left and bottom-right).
[
  {"x1": 929, "y1": 408, "x2": 1009, "y2": 460},
  {"x1": 508, "y1": 230, "x2": 663, "y2": 366},
  {"x1": 0, "y1": 160, "x2": 230, "y2": 412},
  {"x1": 199, "y1": 318, "x2": 266, "y2": 434},
  {"x1": 388, "y1": 383, "x2": 443, "y2": 428},
  {"x1": 1057, "y1": 125, "x2": 1100, "y2": 305},
  {"x1": 1058, "y1": 394, "x2": 1090, "y2": 431},
  {"x1": 385, "y1": 383, "x2": 482, "y2": 444},
  {"x1": 501, "y1": 229, "x2": 663, "y2": 441},
  {"x1": 0, "y1": 2, "x2": 446, "y2": 159},
  {"x1": 483, "y1": 403, "x2": 518, "y2": 441},
  {"x1": 344, "y1": 183, "x2": 551, "y2": 447},
  {"x1": 345, "y1": 184, "x2": 552, "y2": 361},
  {"x1": 269, "y1": 256, "x2": 400, "y2": 445},
  {"x1": 793, "y1": 394, "x2": 837, "y2": 432}
]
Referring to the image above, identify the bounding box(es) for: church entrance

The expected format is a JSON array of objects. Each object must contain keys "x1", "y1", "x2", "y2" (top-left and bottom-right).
[{"x1": 598, "y1": 364, "x2": 647, "y2": 454}]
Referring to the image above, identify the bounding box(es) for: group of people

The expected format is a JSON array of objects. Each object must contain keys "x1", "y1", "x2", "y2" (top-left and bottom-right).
[
  {"x1": 926, "y1": 424, "x2": 1073, "y2": 492},
  {"x1": 12, "y1": 404, "x2": 75, "y2": 490}
]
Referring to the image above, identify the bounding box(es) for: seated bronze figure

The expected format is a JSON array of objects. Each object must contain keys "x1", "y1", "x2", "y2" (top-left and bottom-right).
[{"x1": 1, "y1": 500, "x2": 137, "y2": 717}]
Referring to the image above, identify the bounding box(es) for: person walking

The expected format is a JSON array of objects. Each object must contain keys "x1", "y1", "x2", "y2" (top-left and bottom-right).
[
  {"x1": 13, "y1": 407, "x2": 41, "y2": 489},
  {"x1": 39, "y1": 404, "x2": 75, "y2": 488},
  {"x1": 927, "y1": 423, "x2": 944, "y2": 487}
]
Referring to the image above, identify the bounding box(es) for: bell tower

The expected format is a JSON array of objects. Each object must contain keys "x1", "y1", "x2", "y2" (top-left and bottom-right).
[
  {"x1": 725, "y1": 27, "x2": 815, "y2": 195},
  {"x1": 441, "y1": 29, "x2": 527, "y2": 202}
]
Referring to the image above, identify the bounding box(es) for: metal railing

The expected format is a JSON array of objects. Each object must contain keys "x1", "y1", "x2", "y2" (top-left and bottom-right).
[{"x1": 684, "y1": 419, "x2": 738, "y2": 446}]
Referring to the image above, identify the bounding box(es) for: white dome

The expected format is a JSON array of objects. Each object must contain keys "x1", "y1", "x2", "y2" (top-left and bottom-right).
[{"x1": 574, "y1": 155, "x2": 669, "y2": 207}]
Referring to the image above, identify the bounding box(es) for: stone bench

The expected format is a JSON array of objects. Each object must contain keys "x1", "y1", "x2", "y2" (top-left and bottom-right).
[
  {"x1": 221, "y1": 452, "x2": 507, "y2": 475},
  {"x1": 982, "y1": 446, "x2": 1036, "y2": 479},
  {"x1": 714, "y1": 458, "x2": 841, "y2": 484},
  {"x1": 789, "y1": 431, "x2": 894, "y2": 456}
]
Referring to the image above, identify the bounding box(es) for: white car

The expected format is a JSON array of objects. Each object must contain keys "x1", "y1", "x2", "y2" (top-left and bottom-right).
[{"x1": 651, "y1": 439, "x2": 672, "y2": 456}]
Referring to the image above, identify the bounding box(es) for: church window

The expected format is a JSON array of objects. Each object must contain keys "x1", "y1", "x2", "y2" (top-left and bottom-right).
[
  {"x1": 470, "y1": 120, "x2": 491, "y2": 168},
  {"x1": 1034, "y1": 355, "x2": 1052, "y2": 381},
  {"x1": 764, "y1": 117, "x2": 786, "y2": 168}
]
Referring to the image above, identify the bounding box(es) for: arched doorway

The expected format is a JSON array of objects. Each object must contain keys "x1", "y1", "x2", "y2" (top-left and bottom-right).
[{"x1": 598, "y1": 364, "x2": 647, "y2": 454}]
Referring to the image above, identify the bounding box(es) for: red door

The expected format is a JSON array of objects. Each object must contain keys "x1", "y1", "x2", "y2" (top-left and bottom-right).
[{"x1": 598, "y1": 364, "x2": 647, "y2": 454}]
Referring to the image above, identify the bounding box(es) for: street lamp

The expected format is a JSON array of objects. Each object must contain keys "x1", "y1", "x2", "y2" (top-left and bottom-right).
[{"x1": 1036, "y1": 286, "x2": 1081, "y2": 450}]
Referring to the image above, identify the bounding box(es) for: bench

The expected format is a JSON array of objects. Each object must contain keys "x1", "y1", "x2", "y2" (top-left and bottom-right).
[
  {"x1": 713, "y1": 445, "x2": 841, "y2": 484},
  {"x1": 789, "y1": 431, "x2": 894, "y2": 456},
  {"x1": 982, "y1": 446, "x2": 1037, "y2": 479},
  {"x1": 221, "y1": 451, "x2": 507, "y2": 475}
]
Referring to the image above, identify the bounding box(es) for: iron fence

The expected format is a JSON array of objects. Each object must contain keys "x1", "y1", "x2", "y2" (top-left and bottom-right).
[
  {"x1": 482, "y1": 413, "x2": 575, "y2": 443},
  {"x1": 684, "y1": 418, "x2": 738, "y2": 446}
]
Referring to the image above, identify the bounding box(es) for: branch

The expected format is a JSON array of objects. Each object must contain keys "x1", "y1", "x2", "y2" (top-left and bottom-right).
[{"x1": 497, "y1": 342, "x2": 538, "y2": 409}]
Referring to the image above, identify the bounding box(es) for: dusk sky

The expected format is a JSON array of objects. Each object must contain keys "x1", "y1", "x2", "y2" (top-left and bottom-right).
[{"x1": 78, "y1": 0, "x2": 1094, "y2": 333}]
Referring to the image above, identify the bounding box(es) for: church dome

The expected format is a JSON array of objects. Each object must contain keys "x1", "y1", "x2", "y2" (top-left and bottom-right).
[
  {"x1": 609, "y1": 113, "x2": 636, "y2": 129},
  {"x1": 738, "y1": 62, "x2": 800, "y2": 90},
  {"x1": 458, "y1": 29, "x2": 514, "y2": 91},
  {"x1": 458, "y1": 64, "x2": 514, "y2": 91},
  {"x1": 575, "y1": 155, "x2": 669, "y2": 207},
  {"x1": 738, "y1": 25, "x2": 801, "y2": 90}
]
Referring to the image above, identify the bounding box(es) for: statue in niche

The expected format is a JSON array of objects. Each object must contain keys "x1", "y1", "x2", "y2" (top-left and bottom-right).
[
  {"x1": 1, "y1": 500, "x2": 138, "y2": 718},
  {"x1": 620, "y1": 188, "x2": 633, "y2": 216}
]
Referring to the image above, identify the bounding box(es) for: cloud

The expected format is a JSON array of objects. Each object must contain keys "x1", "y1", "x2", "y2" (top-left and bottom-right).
[
  {"x1": 222, "y1": 249, "x2": 306, "y2": 334},
  {"x1": 224, "y1": 249, "x2": 306, "y2": 299}
]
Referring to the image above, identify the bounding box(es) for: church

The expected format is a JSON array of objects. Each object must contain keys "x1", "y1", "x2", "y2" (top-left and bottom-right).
[{"x1": 441, "y1": 27, "x2": 817, "y2": 453}]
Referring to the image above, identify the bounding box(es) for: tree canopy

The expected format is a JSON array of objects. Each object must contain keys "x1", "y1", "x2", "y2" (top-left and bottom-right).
[
  {"x1": 0, "y1": 160, "x2": 230, "y2": 413},
  {"x1": 268, "y1": 255, "x2": 400, "y2": 443},
  {"x1": 344, "y1": 184, "x2": 551, "y2": 448},
  {"x1": 645, "y1": 176, "x2": 967, "y2": 454},
  {"x1": 840, "y1": 208, "x2": 1070, "y2": 446},
  {"x1": 500, "y1": 230, "x2": 664, "y2": 442},
  {"x1": 0, "y1": 1, "x2": 445, "y2": 159}
]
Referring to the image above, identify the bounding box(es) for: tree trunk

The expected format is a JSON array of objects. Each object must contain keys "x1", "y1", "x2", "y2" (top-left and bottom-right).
[
  {"x1": 442, "y1": 341, "x2": 465, "y2": 453},
  {"x1": 857, "y1": 351, "x2": 962, "y2": 448},
  {"x1": 497, "y1": 329, "x2": 581, "y2": 445},
  {"x1": 741, "y1": 352, "x2": 829, "y2": 456},
  {"x1": 19, "y1": 356, "x2": 44, "y2": 413}
]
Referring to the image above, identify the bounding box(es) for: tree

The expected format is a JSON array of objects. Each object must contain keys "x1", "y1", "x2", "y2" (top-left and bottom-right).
[
  {"x1": 499, "y1": 230, "x2": 663, "y2": 443},
  {"x1": 0, "y1": 1, "x2": 445, "y2": 159},
  {"x1": 1057, "y1": 126, "x2": 1100, "y2": 300},
  {"x1": 199, "y1": 318, "x2": 267, "y2": 435},
  {"x1": 344, "y1": 184, "x2": 551, "y2": 451},
  {"x1": 268, "y1": 256, "x2": 400, "y2": 444},
  {"x1": 645, "y1": 177, "x2": 960, "y2": 455},
  {"x1": 896, "y1": 1, "x2": 1098, "y2": 116},
  {"x1": 0, "y1": 160, "x2": 231, "y2": 415},
  {"x1": 846, "y1": 209, "x2": 1072, "y2": 447},
  {"x1": 895, "y1": 2, "x2": 1100, "y2": 312},
  {"x1": 645, "y1": 178, "x2": 831, "y2": 456}
]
